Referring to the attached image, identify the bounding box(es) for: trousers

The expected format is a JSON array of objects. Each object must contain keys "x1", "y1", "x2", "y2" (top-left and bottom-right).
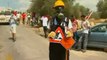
[
  {"x1": 77, "y1": 33, "x2": 88, "y2": 50},
  {"x1": 49, "y1": 43, "x2": 69, "y2": 60}
]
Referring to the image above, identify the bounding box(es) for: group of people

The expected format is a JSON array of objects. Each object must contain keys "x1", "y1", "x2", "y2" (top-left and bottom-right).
[
  {"x1": 40, "y1": 0, "x2": 91, "y2": 60},
  {"x1": 72, "y1": 15, "x2": 91, "y2": 52},
  {"x1": 9, "y1": 11, "x2": 31, "y2": 41},
  {"x1": 9, "y1": 0, "x2": 91, "y2": 60},
  {"x1": 40, "y1": 14, "x2": 91, "y2": 52}
]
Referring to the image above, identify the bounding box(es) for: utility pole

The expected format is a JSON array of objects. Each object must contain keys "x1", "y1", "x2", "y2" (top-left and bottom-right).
[
  {"x1": 7, "y1": 1, "x2": 9, "y2": 8},
  {"x1": 7, "y1": 1, "x2": 11, "y2": 11}
]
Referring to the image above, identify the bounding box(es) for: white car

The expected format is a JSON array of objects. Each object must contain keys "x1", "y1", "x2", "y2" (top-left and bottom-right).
[{"x1": 0, "y1": 14, "x2": 11, "y2": 23}]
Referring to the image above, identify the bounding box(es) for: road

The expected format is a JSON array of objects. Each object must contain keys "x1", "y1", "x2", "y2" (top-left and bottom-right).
[{"x1": 0, "y1": 24, "x2": 107, "y2": 60}]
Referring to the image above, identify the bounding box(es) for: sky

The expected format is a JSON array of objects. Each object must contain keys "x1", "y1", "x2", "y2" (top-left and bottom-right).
[
  {"x1": 0, "y1": 0, "x2": 99, "y2": 11},
  {"x1": 0, "y1": 0, "x2": 31, "y2": 11},
  {"x1": 75, "y1": 0, "x2": 99, "y2": 11}
]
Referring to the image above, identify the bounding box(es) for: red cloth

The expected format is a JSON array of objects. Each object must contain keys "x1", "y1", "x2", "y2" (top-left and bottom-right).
[
  {"x1": 72, "y1": 19, "x2": 78, "y2": 32},
  {"x1": 13, "y1": 11, "x2": 17, "y2": 16},
  {"x1": 22, "y1": 13, "x2": 26, "y2": 19}
]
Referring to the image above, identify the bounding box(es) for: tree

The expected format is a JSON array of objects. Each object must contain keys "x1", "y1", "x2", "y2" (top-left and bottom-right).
[
  {"x1": 91, "y1": 12, "x2": 100, "y2": 19},
  {"x1": 29, "y1": 0, "x2": 55, "y2": 16},
  {"x1": 97, "y1": 0, "x2": 107, "y2": 18},
  {"x1": 29, "y1": 0, "x2": 89, "y2": 18}
]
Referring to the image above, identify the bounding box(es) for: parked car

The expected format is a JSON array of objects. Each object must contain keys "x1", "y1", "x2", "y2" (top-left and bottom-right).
[
  {"x1": 0, "y1": 11, "x2": 11, "y2": 24},
  {"x1": 77, "y1": 23, "x2": 107, "y2": 49},
  {"x1": 0, "y1": 15, "x2": 6, "y2": 23}
]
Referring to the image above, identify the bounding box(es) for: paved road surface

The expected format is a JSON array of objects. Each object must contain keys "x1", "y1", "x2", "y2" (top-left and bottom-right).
[{"x1": 0, "y1": 25, "x2": 107, "y2": 60}]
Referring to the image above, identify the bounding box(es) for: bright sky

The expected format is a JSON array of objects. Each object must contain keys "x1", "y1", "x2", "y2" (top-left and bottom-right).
[
  {"x1": 75, "y1": 0, "x2": 99, "y2": 11},
  {"x1": 0, "y1": 0, "x2": 99, "y2": 11},
  {"x1": 0, "y1": 0, "x2": 31, "y2": 11}
]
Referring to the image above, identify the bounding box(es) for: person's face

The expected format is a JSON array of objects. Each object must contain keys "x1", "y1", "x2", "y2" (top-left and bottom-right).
[
  {"x1": 55, "y1": 6, "x2": 64, "y2": 13},
  {"x1": 81, "y1": 17, "x2": 85, "y2": 21}
]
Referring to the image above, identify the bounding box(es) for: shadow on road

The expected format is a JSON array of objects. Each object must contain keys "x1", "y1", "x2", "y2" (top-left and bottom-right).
[
  {"x1": 87, "y1": 47, "x2": 107, "y2": 53},
  {"x1": 0, "y1": 23, "x2": 9, "y2": 25}
]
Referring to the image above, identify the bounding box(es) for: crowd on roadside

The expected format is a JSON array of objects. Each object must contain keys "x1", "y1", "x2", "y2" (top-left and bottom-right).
[
  {"x1": 10, "y1": 11, "x2": 95, "y2": 52},
  {"x1": 35, "y1": 14, "x2": 93, "y2": 52}
]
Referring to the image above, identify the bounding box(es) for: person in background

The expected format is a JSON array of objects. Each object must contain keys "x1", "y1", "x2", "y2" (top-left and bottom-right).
[
  {"x1": 71, "y1": 15, "x2": 79, "y2": 49},
  {"x1": 30, "y1": 12, "x2": 36, "y2": 27},
  {"x1": 21, "y1": 12, "x2": 26, "y2": 25},
  {"x1": 41, "y1": 15, "x2": 48, "y2": 38},
  {"x1": 13, "y1": 11, "x2": 17, "y2": 16},
  {"x1": 27, "y1": 13, "x2": 31, "y2": 25},
  {"x1": 77, "y1": 15, "x2": 90, "y2": 52},
  {"x1": 17, "y1": 12, "x2": 21, "y2": 25},
  {"x1": 9, "y1": 12, "x2": 17, "y2": 42}
]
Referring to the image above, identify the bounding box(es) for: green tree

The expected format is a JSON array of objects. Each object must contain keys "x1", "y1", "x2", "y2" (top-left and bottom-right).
[
  {"x1": 29, "y1": 0, "x2": 89, "y2": 18},
  {"x1": 97, "y1": 0, "x2": 107, "y2": 18},
  {"x1": 29, "y1": 0, "x2": 54, "y2": 16},
  {"x1": 91, "y1": 12, "x2": 100, "y2": 19}
]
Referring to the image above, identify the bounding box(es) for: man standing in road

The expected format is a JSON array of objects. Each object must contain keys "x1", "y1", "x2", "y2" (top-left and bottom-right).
[
  {"x1": 17, "y1": 12, "x2": 21, "y2": 25},
  {"x1": 77, "y1": 15, "x2": 90, "y2": 52},
  {"x1": 48, "y1": 0, "x2": 74, "y2": 60},
  {"x1": 71, "y1": 15, "x2": 79, "y2": 49},
  {"x1": 41, "y1": 15, "x2": 48, "y2": 38},
  {"x1": 9, "y1": 11, "x2": 17, "y2": 42},
  {"x1": 22, "y1": 12, "x2": 26, "y2": 25}
]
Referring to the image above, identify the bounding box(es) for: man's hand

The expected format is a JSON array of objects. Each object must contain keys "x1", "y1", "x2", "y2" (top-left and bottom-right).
[
  {"x1": 48, "y1": 31, "x2": 56, "y2": 38},
  {"x1": 66, "y1": 31, "x2": 73, "y2": 38}
]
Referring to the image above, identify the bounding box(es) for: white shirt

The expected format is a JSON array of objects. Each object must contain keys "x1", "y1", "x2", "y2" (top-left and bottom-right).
[
  {"x1": 9, "y1": 15, "x2": 17, "y2": 27},
  {"x1": 81, "y1": 20, "x2": 90, "y2": 33},
  {"x1": 17, "y1": 13, "x2": 21, "y2": 18},
  {"x1": 64, "y1": 18, "x2": 72, "y2": 32},
  {"x1": 41, "y1": 16, "x2": 48, "y2": 26},
  {"x1": 68, "y1": 19, "x2": 73, "y2": 29}
]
